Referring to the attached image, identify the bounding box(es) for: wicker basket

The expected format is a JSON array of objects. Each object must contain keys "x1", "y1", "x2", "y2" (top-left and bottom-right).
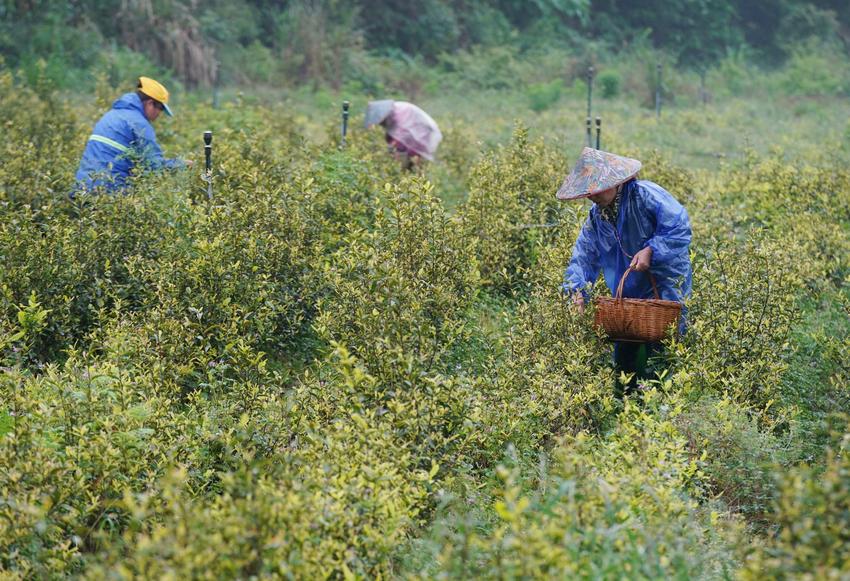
[{"x1": 594, "y1": 268, "x2": 682, "y2": 342}]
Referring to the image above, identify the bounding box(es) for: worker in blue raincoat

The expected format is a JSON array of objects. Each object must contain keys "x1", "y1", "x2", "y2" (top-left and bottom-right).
[
  {"x1": 557, "y1": 147, "x2": 692, "y2": 396},
  {"x1": 74, "y1": 77, "x2": 190, "y2": 193}
]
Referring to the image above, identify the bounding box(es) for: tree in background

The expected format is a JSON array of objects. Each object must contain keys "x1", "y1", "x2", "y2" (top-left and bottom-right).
[
  {"x1": 359, "y1": 0, "x2": 460, "y2": 60},
  {"x1": 589, "y1": 0, "x2": 741, "y2": 69},
  {"x1": 0, "y1": 0, "x2": 848, "y2": 88},
  {"x1": 117, "y1": 0, "x2": 217, "y2": 87}
]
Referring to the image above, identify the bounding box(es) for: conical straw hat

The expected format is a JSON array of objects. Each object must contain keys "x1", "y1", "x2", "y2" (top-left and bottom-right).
[{"x1": 556, "y1": 147, "x2": 642, "y2": 200}]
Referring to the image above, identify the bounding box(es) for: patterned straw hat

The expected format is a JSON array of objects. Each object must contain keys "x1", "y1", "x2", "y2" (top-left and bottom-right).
[{"x1": 556, "y1": 147, "x2": 642, "y2": 200}]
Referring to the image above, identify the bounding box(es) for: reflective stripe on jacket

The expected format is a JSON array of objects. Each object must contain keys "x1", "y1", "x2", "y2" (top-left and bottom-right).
[
  {"x1": 88, "y1": 134, "x2": 129, "y2": 153},
  {"x1": 74, "y1": 92, "x2": 184, "y2": 192}
]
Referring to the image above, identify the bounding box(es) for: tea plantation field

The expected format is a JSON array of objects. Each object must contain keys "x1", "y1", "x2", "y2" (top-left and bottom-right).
[{"x1": 1, "y1": 69, "x2": 849, "y2": 578}]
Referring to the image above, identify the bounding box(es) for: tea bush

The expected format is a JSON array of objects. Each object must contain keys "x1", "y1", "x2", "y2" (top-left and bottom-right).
[
  {"x1": 315, "y1": 178, "x2": 479, "y2": 383},
  {"x1": 0, "y1": 190, "x2": 191, "y2": 363},
  {"x1": 669, "y1": 235, "x2": 800, "y2": 416},
  {"x1": 0, "y1": 67, "x2": 81, "y2": 205},
  {"x1": 741, "y1": 432, "x2": 850, "y2": 579},
  {"x1": 0, "y1": 356, "x2": 183, "y2": 575},
  {"x1": 1, "y1": 65, "x2": 849, "y2": 578},
  {"x1": 408, "y1": 392, "x2": 740, "y2": 579},
  {"x1": 459, "y1": 125, "x2": 571, "y2": 293},
  {"x1": 489, "y1": 230, "x2": 615, "y2": 445},
  {"x1": 675, "y1": 396, "x2": 796, "y2": 524}
]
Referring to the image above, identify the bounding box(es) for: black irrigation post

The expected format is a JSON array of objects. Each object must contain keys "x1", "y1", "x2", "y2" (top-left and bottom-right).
[
  {"x1": 586, "y1": 65, "x2": 594, "y2": 146},
  {"x1": 595, "y1": 117, "x2": 601, "y2": 150},
  {"x1": 341, "y1": 100, "x2": 350, "y2": 148},
  {"x1": 586, "y1": 117, "x2": 592, "y2": 149},
  {"x1": 655, "y1": 63, "x2": 663, "y2": 119},
  {"x1": 203, "y1": 130, "x2": 213, "y2": 203}
]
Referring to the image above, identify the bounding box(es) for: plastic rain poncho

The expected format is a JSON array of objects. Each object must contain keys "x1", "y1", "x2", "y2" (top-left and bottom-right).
[
  {"x1": 562, "y1": 179, "x2": 692, "y2": 306},
  {"x1": 384, "y1": 102, "x2": 442, "y2": 161}
]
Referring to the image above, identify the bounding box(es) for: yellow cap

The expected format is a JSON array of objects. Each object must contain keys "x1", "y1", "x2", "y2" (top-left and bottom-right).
[{"x1": 138, "y1": 77, "x2": 173, "y2": 116}]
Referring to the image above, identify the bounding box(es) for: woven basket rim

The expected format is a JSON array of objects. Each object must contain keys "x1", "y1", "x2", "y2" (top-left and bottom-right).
[{"x1": 595, "y1": 296, "x2": 681, "y2": 308}]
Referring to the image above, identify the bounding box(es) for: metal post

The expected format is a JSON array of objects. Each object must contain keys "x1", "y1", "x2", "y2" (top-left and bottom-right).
[
  {"x1": 586, "y1": 65, "x2": 594, "y2": 146},
  {"x1": 586, "y1": 117, "x2": 592, "y2": 149},
  {"x1": 655, "y1": 63, "x2": 662, "y2": 119},
  {"x1": 203, "y1": 131, "x2": 213, "y2": 203},
  {"x1": 595, "y1": 117, "x2": 601, "y2": 150},
  {"x1": 341, "y1": 100, "x2": 350, "y2": 148}
]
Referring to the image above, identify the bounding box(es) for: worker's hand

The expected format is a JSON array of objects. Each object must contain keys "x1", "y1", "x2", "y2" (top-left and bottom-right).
[
  {"x1": 184, "y1": 159, "x2": 195, "y2": 168},
  {"x1": 630, "y1": 246, "x2": 653, "y2": 272},
  {"x1": 572, "y1": 292, "x2": 585, "y2": 313}
]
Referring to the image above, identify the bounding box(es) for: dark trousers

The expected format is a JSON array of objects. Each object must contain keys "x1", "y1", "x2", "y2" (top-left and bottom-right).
[{"x1": 613, "y1": 342, "x2": 661, "y2": 398}]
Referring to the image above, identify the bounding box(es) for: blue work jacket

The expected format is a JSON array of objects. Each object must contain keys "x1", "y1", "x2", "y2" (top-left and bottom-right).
[
  {"x1": 74, "y1": 92, "x2": 183, "y2": 192},
  {"x1": 562, "y1": 179, "x2": 692, "y2": 305}
]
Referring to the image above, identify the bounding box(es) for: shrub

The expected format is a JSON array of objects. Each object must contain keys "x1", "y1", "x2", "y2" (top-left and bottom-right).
[
  {"x1": 315, "y1": 178, "x2": 479, "y2": 383},
  {"x1": 459, "y1": 125, "x2": 570, "y2": 293},
  {"x1": 437, "y1": 46, "x2": 523, "y2": 90},
  {"x1": 410, "y1": 392, "x2": 741, "y2": 579},
  {"x1": 676, "y1": 396, "x2": 795, "y2": 524},
  {"x1": 0, "y1": 356, "x2": 185, "y2": 575},
  {"x1": 0, "y1": 67, "x2": 80, "y2": 205},
  {"x1": 708, "y1": 48, "x2": 753, "y2": 97},
  {"x1": 778, "y1": 43, "x2": 848, "y2": 97},
  {"x1": 741, "y1": 432, "x2": 850, "y2": 579},
  {"x1": 89, "y1": 390, "x2": 433, "y2": 578},
  {"x1": 2, "y1": 65, "x2": 849, "y2": 579},
  {"x1": 0, "y1": 191, "x2": 191, "y2": 364},
  {"x1": 598, "y1": 69, "x2": 621, "y2": 99},
  {"x1": 494, "y1": 230, "x2": 615, "y2": 441},
  {"x1": 527, "y1": 79, "x2": 563, "y2": 112},
  {"x1": 668, "y1": 235, "x2": 800, "y2": 418}
]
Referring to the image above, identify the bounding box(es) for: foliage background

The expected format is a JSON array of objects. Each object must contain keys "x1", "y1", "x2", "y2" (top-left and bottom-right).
[
  {"x1": 2, "y1": 0, "x2": 849, "y2": 88},
  {"x1": 1, "y1": 0, "x2": 850, "y2": 578}
]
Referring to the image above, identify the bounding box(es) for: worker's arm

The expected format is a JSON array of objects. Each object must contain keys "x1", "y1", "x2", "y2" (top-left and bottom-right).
[
  {"x1": 131, "y1": 120, "x2": 185, "y2": 171},
  {"x1": 562, "y1": 214, "x2": 601, "y2": 301},
  {"x1": 641, "y1": 183, "x2": 691, "y2": 265}
]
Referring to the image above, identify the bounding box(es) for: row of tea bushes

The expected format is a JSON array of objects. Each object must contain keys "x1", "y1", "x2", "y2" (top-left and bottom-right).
[{"x1": 2, "y1": 68, "x2": 849, "y2": 576}]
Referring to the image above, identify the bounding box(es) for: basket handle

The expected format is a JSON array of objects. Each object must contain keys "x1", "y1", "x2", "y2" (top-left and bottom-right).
[{"x1": 615, "y1": 267, "x2": 661, "y2": 300}]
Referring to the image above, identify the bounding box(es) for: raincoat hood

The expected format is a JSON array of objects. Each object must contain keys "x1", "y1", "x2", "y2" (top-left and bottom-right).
[
  {"x1": 364, "y1": 100, "x2": 394, "y2": 128},
  {"x1": 112, "y1": 92, "x2": 145, "y2": 114}
]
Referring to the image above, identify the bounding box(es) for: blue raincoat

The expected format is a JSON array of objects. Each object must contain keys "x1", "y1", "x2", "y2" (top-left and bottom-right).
[
  {"x1": 562, "y1": 179, "x2": 692, "y2": 311},
  {"x1": 74, "y1": 92, "x2": 183, "y2": 192}
]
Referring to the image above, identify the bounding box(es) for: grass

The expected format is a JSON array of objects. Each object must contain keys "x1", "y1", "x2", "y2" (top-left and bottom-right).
[{"x1": 199, "y1": 84, "x2": 850, "y2": 173}]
